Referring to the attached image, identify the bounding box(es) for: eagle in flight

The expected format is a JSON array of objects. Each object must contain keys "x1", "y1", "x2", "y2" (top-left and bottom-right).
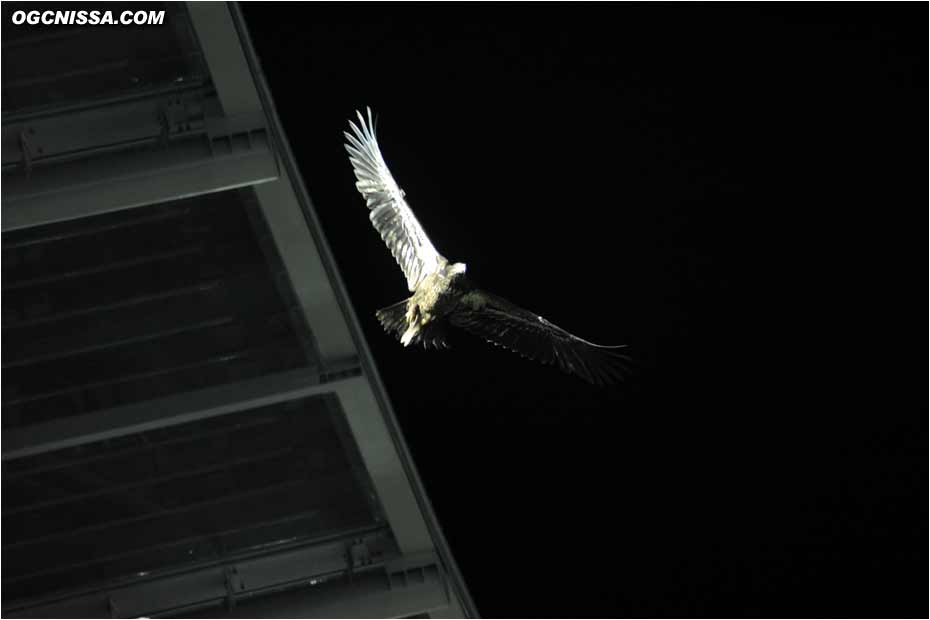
[{"x1": 345, "y1": 108, "x2": 630, "y2": 385}]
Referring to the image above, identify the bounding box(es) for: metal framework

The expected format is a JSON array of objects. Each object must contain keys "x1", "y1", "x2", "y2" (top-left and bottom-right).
[{"x1": 1, "y1": 3, "x2": 476, "y2": 617}]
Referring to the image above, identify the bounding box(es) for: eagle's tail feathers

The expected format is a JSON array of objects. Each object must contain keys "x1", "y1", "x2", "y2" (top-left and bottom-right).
[
  {"x1": 376, "y1": 299, "x2": 451, "y2": 350},
  {"x1": 376, "y1": 299, "x2": 410, "y2": 338}
]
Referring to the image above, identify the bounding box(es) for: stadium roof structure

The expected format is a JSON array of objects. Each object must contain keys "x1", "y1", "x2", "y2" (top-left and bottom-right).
[{"x1": 1, "y1": 3, "x2": 475, "y2": 617}]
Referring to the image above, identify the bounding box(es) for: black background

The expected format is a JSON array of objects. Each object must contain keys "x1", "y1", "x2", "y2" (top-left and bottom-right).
[{"x1": 242, "y1": 4, "x2": 925, "y2": 617}]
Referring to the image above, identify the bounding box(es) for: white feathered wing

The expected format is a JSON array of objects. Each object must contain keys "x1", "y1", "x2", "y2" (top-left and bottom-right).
[{"x1": 344, "y1": 108, "x2": 443, "y2": 292}]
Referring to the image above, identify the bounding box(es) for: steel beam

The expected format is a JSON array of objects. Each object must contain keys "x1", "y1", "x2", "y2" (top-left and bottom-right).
[
  {"x1": 1, "y1": 87, "x2": 208, "y2": 168},
  {"x1": 2, "y1": 527, "x2": 403, "y2": 619},
  {"x1": 1, "y1": 364, "x2": 359, "y2": 461},
  {"x1": 1, "y1": 3, "x2": 275, "y2": 231},
  {"x1": 186, "y1": 3, "x2": 263, "y2": 119},
  {"x1": 333, "y1": 379, "x2": 434, "y2": 554},
  {"x1": 2, "y1": 131, "x2": 278, "y2": 231},
  {"x1": 181, "y1": 559, "x2": 451, "y2": 619},
  {"x1": 228, "y1": 4, "x2": 478, "y2": 615},
  {"x1": 252, "y1": 166, "x2": 357, "y2": 362}
]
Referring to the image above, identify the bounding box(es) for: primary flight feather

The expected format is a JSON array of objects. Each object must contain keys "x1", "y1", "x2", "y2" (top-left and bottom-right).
[{"x1": 345, "y1": 108, "x2": 630, "y2": 385}]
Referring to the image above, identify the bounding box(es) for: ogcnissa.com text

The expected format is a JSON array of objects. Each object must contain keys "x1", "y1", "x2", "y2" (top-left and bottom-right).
[{"x1": 10, "y1": 10, "x2": 166, "y2": 26}]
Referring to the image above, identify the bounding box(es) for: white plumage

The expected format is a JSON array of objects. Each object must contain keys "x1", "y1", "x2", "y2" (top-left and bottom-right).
[
  {"x1": 344, "y1": 108, "x2": 630, "y2": 385},
  {"x1": 344, "y1": 108, "x2": 442, "y2": 292}
]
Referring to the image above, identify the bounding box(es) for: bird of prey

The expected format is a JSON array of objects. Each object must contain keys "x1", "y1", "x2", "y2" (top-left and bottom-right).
[{"x1": 344, "y1": 108, "x2": 630, "y2": 385}]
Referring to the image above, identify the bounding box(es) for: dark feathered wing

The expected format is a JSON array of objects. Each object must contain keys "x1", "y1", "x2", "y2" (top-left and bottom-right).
[{"x1": 449, "y1": 290, "x2": 630, "y2": 385}]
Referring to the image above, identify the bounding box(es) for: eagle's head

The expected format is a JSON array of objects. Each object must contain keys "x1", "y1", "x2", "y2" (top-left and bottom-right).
[{"x1": 450, "y1": 262, "x2": 467, "y2": 276}]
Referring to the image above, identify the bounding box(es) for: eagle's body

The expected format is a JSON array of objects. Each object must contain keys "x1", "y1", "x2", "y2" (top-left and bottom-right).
[
  {"x1": 345, "y1": 108, "x2": 630, "y2": 385},
  {"x1": 393, "y1": 259, "x2": 467, "y2": 347}
]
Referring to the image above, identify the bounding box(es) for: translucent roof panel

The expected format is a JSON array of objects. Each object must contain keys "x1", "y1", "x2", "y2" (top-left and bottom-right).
[
  {"x1": 1, "y1": 2, "x2": 206, "y2": 115},
  {"x1": 2, "y1": 189, "x2": 319, "y2": 428},
  {"x1": 2, "y1": 393, "x2": 385, "y2": 604}
]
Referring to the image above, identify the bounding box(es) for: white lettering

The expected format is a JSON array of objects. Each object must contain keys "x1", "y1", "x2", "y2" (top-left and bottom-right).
[{"x1": 11, "y1": 8, "x2": 165, "y2": 26}]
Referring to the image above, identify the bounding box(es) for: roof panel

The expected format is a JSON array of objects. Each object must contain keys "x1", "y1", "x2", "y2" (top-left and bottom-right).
[
  {"x1": 1, "y1": 2, "x2": 474, "y2": 615},
  {"x1": 1, "y1": 2, "x2": 206, "y2": 115},
  {"x1": 2, "y1": 188, "x2": 318, "y2": 429},
  {"x1": 2, "y1": 393, "x2": 384, "y2": 605}
]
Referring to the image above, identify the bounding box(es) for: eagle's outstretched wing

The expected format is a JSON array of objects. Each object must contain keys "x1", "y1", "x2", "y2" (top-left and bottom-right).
[
  {"x1": 450, "y1": 290, "x2": 631, "y2": 385},
  {"x1": 345, "y1": 108, "x2": 442, "y2": 292}
]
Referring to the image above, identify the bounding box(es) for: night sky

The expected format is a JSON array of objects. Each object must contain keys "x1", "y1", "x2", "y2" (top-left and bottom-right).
[{"x1": 242, "y1": 5, "x2": 925, "y2": 617}]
